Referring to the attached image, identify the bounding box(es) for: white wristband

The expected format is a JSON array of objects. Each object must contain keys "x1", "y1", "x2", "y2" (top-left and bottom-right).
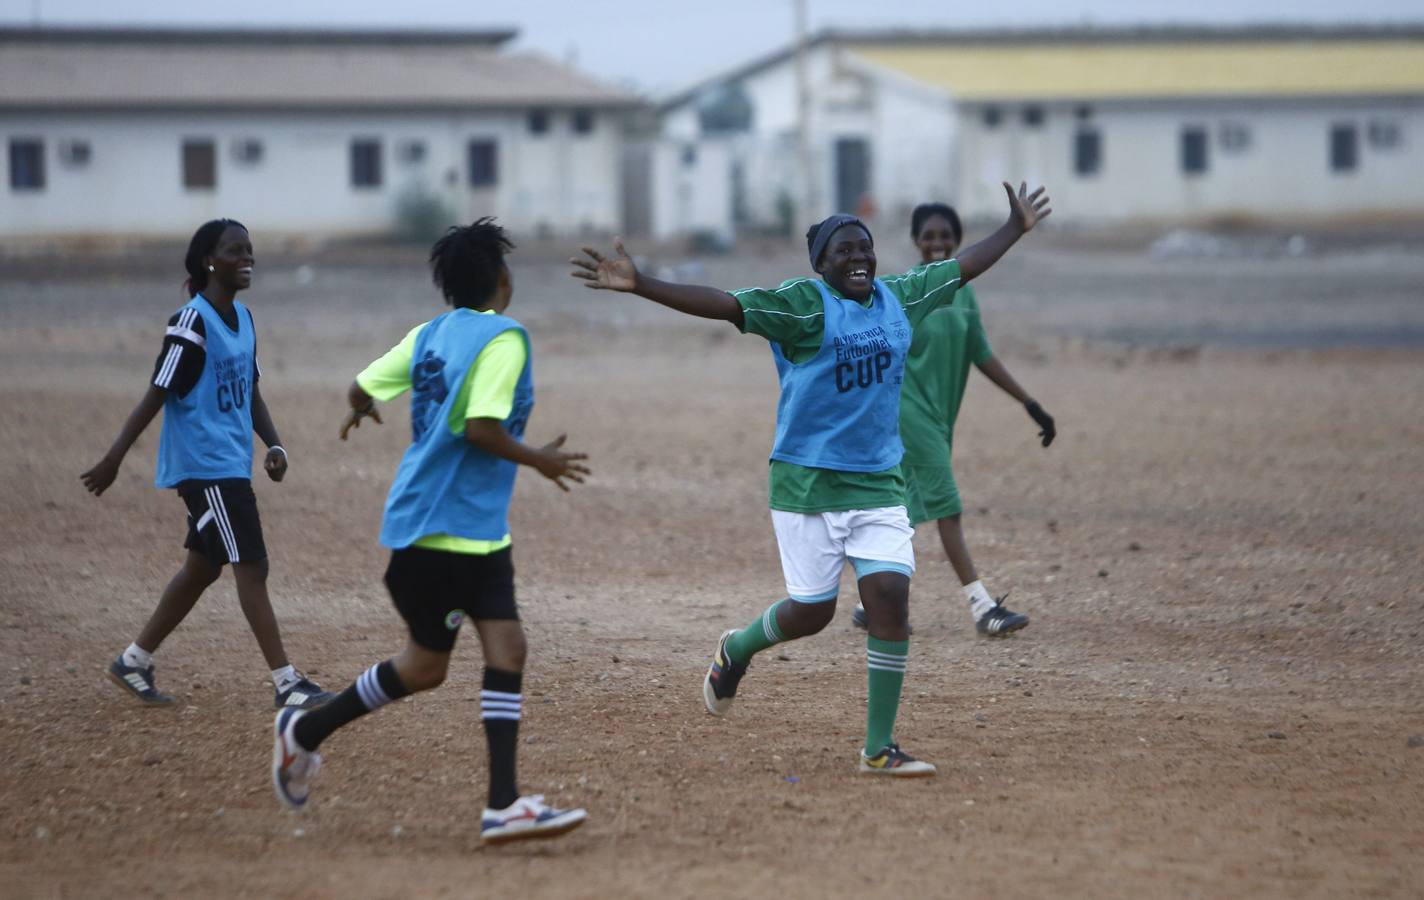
[{"x1": 269, "y1": 445, "x2": 288, "y2": 458}]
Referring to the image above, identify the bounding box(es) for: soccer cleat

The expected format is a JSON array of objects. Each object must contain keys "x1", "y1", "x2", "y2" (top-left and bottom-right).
[
  {"x1": 271, "y1": 707, "x2": 322, "y2": 810},
  {"x1": 859, "y1": 743, "x2": 937, "y2": 777},
  {"x1": 480, "y1": 794, "x2": 587, "y2": 844},
  {"x1": 975, "y1": 601, "x2": 1029, "y2": 637},
  {"x1": 274, "y1": 676, "x2": 337, "y2": 709},
  {"x1": 702, "y1": 628, "x2": 748, "y2": 716},
  {"x1": 107, "y1": 656, "x2": 177, "y2": 707},
  {"x1": 850, "y1": 603, "x2": 912, "y2": 635}
]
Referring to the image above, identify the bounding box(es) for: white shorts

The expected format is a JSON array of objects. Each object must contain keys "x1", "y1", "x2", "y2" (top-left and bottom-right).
[{"x1": 771, "y1": 507, "x2": 916, "y2": 602}]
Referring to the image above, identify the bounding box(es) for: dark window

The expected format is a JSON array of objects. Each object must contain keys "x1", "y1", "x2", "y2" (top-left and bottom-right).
[
  {"x1": 1181, "y1": 127, "x2": 1208, "y2": 175},
  {"x1": 1073, "y1": 128, "x2": 1101, "y2": 176},
  {"x1": 351, "y1": 139, "x2": 382, "y2": 188},
  {"x1": 982, "y1": 106, "x2": 1002, "y2": 129},
  {"x1": 468, "y1": 139, "x2": 498, "y2": 187},
  {"x1": 528, "y1": 110, "x2": 550, "y2": 135},
  {"x1": 1075, "y1": 105, "x2": 1095, "y2": 121},
  {"x1": 1022, "y1": 106, "x2": 1045, "y2": 128},
  {"x1": 1330, "y1": 124, "x2": 1358, "y2": 172},
  {"x1": 9, "y1": 139, "x2": 45, "y2": 190},
  {"x1": 572, "y1": 108, "x2": 595, "y2": 135},
  {"x1": 182, "y1": 139, "x2": 216, "y2": 189}
]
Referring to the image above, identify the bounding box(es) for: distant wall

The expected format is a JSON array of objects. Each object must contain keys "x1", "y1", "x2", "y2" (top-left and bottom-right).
[{"x1": 0, "y1": 107, "x2": 625, "y2": 239}]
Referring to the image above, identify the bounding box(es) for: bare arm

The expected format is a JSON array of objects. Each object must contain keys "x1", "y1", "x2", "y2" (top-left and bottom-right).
[
  {"x1": 975, "y1": 356, "x2": 1033, "y2": 404},
  {"x1": 250, "y1": 382, "x2": 288, "y2": 481},
  {"x1": 957, "y1": 182, "x2": 1052, "y2": 283},
  {"x1": 975, "y1": 357, "x2": 1057, "y2": 447},
  {"x1": 464, "y1": 419, "x2": 590, "y2": 492},
  {"x1": 571, "y1": 239, "x2": 744, "y2": 329},
  {"x1": 80, "y1": 384, "x2": 167, "y2": 496}
]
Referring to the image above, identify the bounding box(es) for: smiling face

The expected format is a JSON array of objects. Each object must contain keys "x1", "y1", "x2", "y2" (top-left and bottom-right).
[
  {"x1": 815, "y1": 224, "x2": 876, "y2": 301},
  {"x1": 913, "y1": 213, "x2": 960, "y2": 265},
  {"x1": 207, "y1": 224, "x2": 254, "y2": 292}
]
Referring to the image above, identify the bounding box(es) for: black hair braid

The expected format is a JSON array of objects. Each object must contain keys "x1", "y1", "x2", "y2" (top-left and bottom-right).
[
  {"x1": 429, "y1": 217, "x2": 516, "y2": 309},
  {"x1": 183, "y1": 217, "x2": 246, "y2": 297}
]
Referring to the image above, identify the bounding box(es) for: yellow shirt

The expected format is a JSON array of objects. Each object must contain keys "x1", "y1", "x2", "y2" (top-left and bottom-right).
[{"x1": 356, "y1": 309, "x2": 528, "y2": 555}]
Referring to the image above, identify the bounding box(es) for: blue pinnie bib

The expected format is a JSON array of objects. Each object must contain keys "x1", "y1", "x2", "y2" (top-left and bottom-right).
[
  {"x1": 155, "y1": 296, "x2": 256, "y2": 487},
  {"x1": 380, "y1": 309, "x2": 534, "y2": 548},
  {"x1": 769, "y1": 279, "x2": 911, "y2": 473}
]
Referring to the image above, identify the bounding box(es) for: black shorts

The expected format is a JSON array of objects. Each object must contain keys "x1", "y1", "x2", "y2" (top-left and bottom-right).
[
  {"x1": 384, "y1": 546, "x2": 519, "y2": 652},
  {"x1": 178, "y1": 479, "x2": 267, "y2": 566}
]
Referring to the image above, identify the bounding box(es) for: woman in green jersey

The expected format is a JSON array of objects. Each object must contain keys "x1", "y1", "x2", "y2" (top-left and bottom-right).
[
  {"x1": 574, "y1": 183, "x2": 1051, "y2": 777},
  {"x1": 853, "y1": 203, "x2": 1056, "y2": 637}
]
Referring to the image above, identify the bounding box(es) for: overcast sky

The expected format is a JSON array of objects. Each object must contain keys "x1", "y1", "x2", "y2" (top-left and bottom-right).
[{"x1": 2, "y1": 0, "x2": 1419, "y2": 95}]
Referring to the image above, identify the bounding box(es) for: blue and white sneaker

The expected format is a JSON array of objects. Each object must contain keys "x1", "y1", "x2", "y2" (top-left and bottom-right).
[
  {"x1": 480, "y1": 794, "x2": 587, "y2": 844},
  {"x1": 274, "y1": 676, "x2": 336, "y2": 709},
  {"x1": 271, "y1": 707, "x2": 322, "y2": 810},
  {"x1": 107, "y1": 655, "x2": 177, "y2": 707}
]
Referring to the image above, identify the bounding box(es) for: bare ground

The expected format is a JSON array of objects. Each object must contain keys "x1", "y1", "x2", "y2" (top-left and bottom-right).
[{"x1": 1, "y1": 236, "x2": 1422, "y2": 899}]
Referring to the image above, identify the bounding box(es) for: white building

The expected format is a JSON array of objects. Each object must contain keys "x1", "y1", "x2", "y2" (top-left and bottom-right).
[
  {"x1": 654, "y1": 27, "x2": 1424, "y2": 235},
  {"x1": 1, "y1": 27, "x2": 640, "y2": 241}
]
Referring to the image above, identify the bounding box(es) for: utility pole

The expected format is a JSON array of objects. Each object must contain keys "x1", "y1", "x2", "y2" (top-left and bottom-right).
[{"x1": 792, "y1": 0, "x2": 816, "y2": 231}]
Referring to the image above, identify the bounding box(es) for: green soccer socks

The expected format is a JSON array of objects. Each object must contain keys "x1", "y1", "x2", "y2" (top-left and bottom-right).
[{"x1": 865, "y1": 636, "x2": 909, "y2": 756}]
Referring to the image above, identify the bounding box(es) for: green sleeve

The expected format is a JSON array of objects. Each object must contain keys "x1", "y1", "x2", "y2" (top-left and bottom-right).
[
  {"x1": 730, "y1": 278, "x2": 826, "y2": 363},
  {"x1": 354, "y1": 322, "x2": 425, "y2": 401},
  {"x1": 458, "y1": 329, "x2": 528, "y2": 425},
  {"x1": 962, "y1": 286, "x2": 994, "y2": 365},
  {"x1": 879, "y1": 258, "x2": 963, "y2": 330}
]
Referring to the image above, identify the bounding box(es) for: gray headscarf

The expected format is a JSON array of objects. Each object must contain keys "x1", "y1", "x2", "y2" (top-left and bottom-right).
[{"x1": 807, "y1": 214, "x2": 871, "y2": 268}]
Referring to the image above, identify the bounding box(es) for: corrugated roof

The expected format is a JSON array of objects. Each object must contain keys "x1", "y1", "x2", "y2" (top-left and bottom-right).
[
  {"x1": 851, "y1": 39, "x2": 1424, "y2": 101},
  {"x1": 0, "y1": 29, "x2": 639, "y2": 110},
  {"x1": 660, "y1": 26, "x2": 1424, "y2": 109}
]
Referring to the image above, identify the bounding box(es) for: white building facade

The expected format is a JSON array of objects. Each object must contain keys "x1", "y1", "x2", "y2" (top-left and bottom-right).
[
  {"x1": 1, "y1": 28, "x2": 639, "y2": 241},
  {"x1": 654, "y1": 27, "x2": 1424, "y2": 236}
]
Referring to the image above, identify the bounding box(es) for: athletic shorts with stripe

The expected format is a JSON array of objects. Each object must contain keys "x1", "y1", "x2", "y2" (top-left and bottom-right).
[
  {"x1": 384, "y1": 546, "x2": 519, "y2": 652},
  {"x1": 178, "y1": 478, "x2": 267, "y2": 566}
]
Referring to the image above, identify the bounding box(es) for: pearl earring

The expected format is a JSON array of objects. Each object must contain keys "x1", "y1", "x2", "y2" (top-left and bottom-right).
[{"x1": 208, "y1": 265, "x2": 215, "y2": 272}]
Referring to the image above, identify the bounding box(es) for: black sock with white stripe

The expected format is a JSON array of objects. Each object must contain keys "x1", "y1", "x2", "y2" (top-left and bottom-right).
[
  {"x1": 482, "y1": 668, "x2": 522, "y2": 811},
  {"x1": 292, "y1": 660, "x2": 409, "y2": 752}
]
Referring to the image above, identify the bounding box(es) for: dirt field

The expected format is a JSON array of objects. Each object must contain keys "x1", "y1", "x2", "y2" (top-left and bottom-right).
[{"x1": 2, "y1": 233, "x2": 1422, "y2": 899}]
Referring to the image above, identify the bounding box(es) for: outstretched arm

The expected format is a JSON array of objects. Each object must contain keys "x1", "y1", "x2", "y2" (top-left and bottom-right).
[
  {"x1": 957, "y1": 182, "x2": 1052, "y2": 283},
  {"x1": 464, "y1": 420, "x2": 591, "y2": 493},
  {"x1": 571, "y1": 239, "x2": 744, "y2": 329},
  {"x1": 80, "y1": 384, "x2": 167, "y2": 496},
  {"x1": 976, "y1": 357, "x2": 1056, "y2": 447}
]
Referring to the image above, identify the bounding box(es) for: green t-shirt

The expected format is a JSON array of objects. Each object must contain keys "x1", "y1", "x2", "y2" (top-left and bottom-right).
[
  {"x1": 731, "y1": 259, "x2": 963, "y2": 513},
  {"x1": 899, "y1": 283, "x2": 992, "y2": 464}
]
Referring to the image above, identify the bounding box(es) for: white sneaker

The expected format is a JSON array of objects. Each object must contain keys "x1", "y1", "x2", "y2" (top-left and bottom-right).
[
  {"x1": 271, "y1": 707, "x2": 322, "y2": 809},
  {"x1": 480, "y1": 794, "x2": 587, "y2": 844}
]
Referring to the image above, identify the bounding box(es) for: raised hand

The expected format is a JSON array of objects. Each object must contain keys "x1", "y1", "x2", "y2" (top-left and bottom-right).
[
  {"x1": 570, "y1": 239, "x2": 638, "y2": 292},
  {"x1": 534, "y1": 433, "x2": 591, "y2": 492},
  {"x1": 1003, "y1": 181, "x2": 1052, "y2": 234}
]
